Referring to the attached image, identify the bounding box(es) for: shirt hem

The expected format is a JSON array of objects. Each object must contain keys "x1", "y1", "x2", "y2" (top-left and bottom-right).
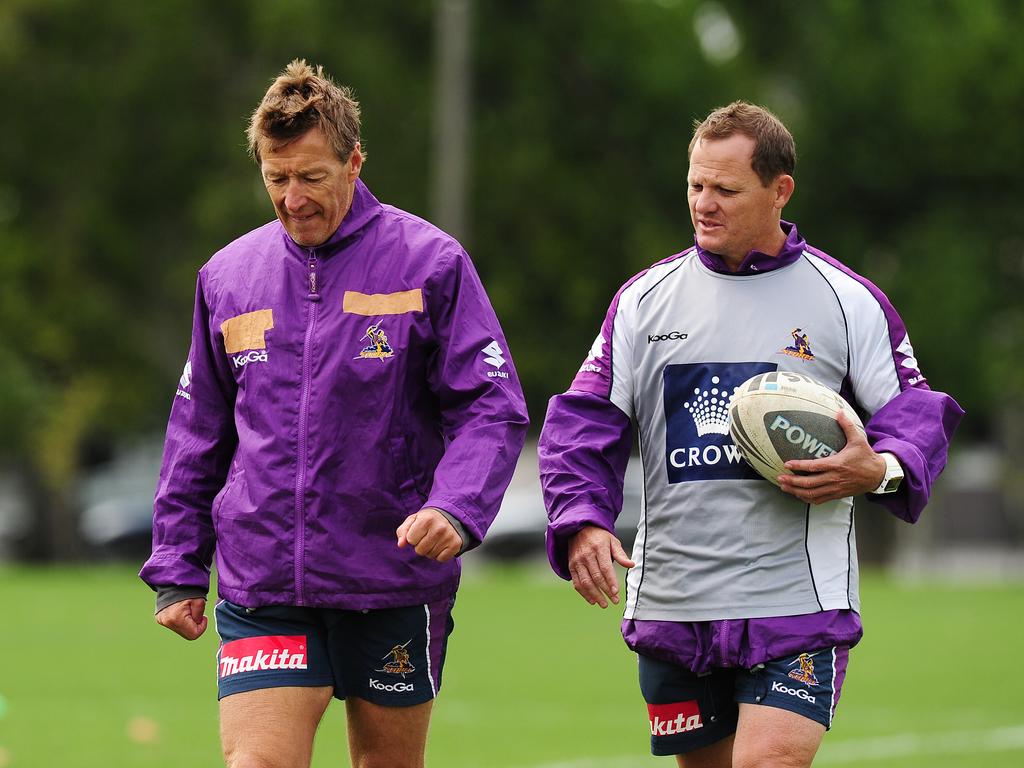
[{"x1": 624, "y1": 596, "x2": 853, "y2": 622}]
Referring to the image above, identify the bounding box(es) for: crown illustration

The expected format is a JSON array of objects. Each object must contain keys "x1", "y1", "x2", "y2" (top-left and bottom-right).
[{"x1": 683, "y1": 376, "x2": 738, "y2": 436}]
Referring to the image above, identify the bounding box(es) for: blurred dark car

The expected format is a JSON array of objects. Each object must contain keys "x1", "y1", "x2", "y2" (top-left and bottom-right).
[{"x1": 0, "y1": 473, "x2": 31, "y2": 559}]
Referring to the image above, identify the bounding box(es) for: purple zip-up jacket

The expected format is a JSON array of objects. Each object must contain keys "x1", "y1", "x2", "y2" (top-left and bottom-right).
[
  {"x1": 540, "y1": 222, "x2": 963, "y2": 673},
  {"x1": 140, "y1": 180, "x2": 528, "y2": 610}
]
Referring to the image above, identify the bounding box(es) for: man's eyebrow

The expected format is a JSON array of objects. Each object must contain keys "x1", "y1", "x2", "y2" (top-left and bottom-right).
[{"x1": 262, "y1": 165, "x2": 331, "y2": 177}]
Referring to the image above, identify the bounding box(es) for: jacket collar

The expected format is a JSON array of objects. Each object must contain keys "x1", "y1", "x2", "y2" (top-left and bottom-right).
[
  {"x1": 279, "y1": 178, "x2": 383, "y2": 256},
  {"x1": 694, "y1": 220, "x2": 805, "y2": 275}
]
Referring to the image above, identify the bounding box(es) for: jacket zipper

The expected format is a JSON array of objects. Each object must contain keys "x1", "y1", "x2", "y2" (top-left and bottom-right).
[{"x1": 294, "y1": 249, "x2": 321, "y2": 604}]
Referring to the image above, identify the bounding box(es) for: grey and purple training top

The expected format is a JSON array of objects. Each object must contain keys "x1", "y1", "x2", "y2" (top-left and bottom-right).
[
  {"x1": 140, "y1": 180, "x2": 529, "y2": 611},
  {"x1": 539, "y1": 221, "x2": 963, "y2": 672}
]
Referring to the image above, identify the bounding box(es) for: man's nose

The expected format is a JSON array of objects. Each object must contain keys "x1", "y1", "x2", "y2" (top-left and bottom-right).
[
  {"x1": 284, "y1": 182, "x2": 309, "y2": 213},
  {"x1": 694, "y1": 189, "x2": 716, "y2": 213}
]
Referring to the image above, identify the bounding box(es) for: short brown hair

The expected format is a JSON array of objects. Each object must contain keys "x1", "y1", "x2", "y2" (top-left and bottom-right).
[
  {"x1": 688, "y1": 101, "x2": 795, "y2": 186},
  {"x1": 247, "y1": 59, "x2": 365, "y2": 164}
]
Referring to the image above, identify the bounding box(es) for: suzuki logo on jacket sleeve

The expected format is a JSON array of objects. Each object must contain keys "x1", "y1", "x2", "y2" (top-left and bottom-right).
[
  {"x1": 176, "y1": 360, "x2": 192, "y2": 400},
  {"x1": 579, "y1": 332, "x2": 605, "y2": 374},
  {"x1": 897, "y1": 333, "x2": 927, "y2": 386},
  {"x1": 482, "y1": 341, "x2": 509, "y2": 379}
]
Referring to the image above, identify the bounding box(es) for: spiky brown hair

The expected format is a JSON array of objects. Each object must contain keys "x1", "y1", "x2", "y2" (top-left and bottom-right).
[{"x1": 247, "y1": 59, "x2": 365, "y2": 164}]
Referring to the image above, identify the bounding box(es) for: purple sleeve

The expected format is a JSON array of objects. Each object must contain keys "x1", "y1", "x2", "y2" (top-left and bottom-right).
[
  {"x1": 808, "y1": 245, "x2": 966, "y2": 522},
  {"x1": 139, "y1": 274, "x2": 238, "y2": 593},
  {"x1": 865, "y1": 387, "x2": 964, "y2": 523},
  {"x1": 422, "y1": 248, "x2": 530, "y2": 542},
  {"x1": 539, "y1": 391, "x2": 633, "y2": 580}
]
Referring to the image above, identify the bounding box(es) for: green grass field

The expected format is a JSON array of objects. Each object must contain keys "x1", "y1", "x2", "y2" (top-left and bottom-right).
[{"x1": 0, "y1": 562, "x2": 1021, "y2": 767}]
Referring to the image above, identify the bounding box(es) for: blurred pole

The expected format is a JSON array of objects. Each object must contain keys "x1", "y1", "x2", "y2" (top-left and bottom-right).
[{"x1": 432, "y1": 0, "x2": 472, "y2": 245}]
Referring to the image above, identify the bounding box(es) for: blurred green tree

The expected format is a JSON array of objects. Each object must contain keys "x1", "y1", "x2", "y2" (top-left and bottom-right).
[{"x1": 0, "y1": 0, "x2": 1019, "y2": 557}]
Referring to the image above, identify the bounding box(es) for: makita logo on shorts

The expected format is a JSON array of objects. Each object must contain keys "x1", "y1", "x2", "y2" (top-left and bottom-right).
[
  {"x1": 647, "y1": 700, "x2": 704, "y2": 736},
  {"x1": 218, "y1": 635, "x2": 308, "y2": 678},
  {"x1": 233, "y1": 349, "x2": 268, "y2": 368},
  {"x1": 369, "y1": 678, "x2": 414, "y2": 693},
  {"x1": 648, "y1": 331, "x2": 688, "y2": 344},
  {"x1": 771, "y1": 681, "x2": 816, "y2": 703}
]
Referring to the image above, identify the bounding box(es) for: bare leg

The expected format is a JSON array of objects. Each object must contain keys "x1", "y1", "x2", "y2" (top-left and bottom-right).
[
  {"x1": 731, "y1": 703, "x2": 825, "y2": 768},
  {"x1": 345, "y1": 697, "x2": 434, "y2": 768},
  {"x1": 220, "y1": 686, "x2": 333, "y2": 768},
  {"x1": 675, "y1": 733, "x2": 736, "y2": 768}
]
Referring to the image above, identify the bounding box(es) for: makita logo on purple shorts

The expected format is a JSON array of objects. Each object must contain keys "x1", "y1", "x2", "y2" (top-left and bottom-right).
[
  {"x1": 218, "y1": 635, "x2": 307, "y2": 678},
  {"x1": 647, "y1": 700, "x2": 704, "y2": 736}
]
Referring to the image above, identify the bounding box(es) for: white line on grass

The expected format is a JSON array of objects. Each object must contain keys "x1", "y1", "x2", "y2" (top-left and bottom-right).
[
  {"x1": 816, "y1": 724, "x2": 1024, "y2": 763},
  {"x1": 521, "y1": 724, "x2": 1024, "y2": 768}
]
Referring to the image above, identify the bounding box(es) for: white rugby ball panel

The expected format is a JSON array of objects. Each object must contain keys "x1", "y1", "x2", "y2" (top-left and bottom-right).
[{"x1": 727, "y1": 372, "x2": 864, "y2": 486}]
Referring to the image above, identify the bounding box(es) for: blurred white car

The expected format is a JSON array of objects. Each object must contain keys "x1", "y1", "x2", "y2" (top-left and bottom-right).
[
  {"x1": 480, "y1": 444, "x2": 644, "y2": 559},
  {"x1": 78, "y1": 439, "x2": 162, "y2": 558}
]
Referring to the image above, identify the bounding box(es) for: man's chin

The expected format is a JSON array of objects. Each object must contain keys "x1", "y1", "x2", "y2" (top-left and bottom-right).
[
  {"x1": 287, "y1": 228, "x2": 327, "y2": 248},
  {"x1": 695, "y1": 235, "x2": 723, "y2": 253}
]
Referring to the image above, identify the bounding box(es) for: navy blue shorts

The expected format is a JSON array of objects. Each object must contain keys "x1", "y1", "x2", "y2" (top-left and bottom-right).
[
  {"x1": 639, "y1": 647, "x2": 849, "y2": 756},
  {"x1": 214, "y1": 596, "x2": 455, "y2": 706}
]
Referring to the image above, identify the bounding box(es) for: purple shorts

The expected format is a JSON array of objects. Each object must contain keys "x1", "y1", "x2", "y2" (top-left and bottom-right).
[{"x1": 214, "y1": 596, "x2": 455, "y2": 706}]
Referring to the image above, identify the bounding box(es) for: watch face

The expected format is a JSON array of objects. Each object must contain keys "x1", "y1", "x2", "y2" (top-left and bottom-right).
[{"x1": 876, "y1": 453, "x2": 903, "y2": 494}]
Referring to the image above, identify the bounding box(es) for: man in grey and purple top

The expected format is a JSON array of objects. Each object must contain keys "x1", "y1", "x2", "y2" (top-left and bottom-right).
[
  {"x1": 139, "y1": 60, "x2": 527, "y2": 768},
  {"x1": 539, "y1": 101, "x2": 962, "y2": 766}
]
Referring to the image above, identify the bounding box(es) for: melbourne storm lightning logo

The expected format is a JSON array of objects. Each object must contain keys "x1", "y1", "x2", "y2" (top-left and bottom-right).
[
  {"x1": 781, "y1": 327, "x2": 815, "y2": 361},
  {"x1": 356, "y1": 321, "x2": 394, "y2": 361},
  {"x1": 376, "y1": 641, "x2": 416, "y2": 677},
  {"x1": 663, "y1": 362, "x2": 775, "y2": 483},
  {"x1": 787, "y1": 653, "x2": 820, "y2": 687}
]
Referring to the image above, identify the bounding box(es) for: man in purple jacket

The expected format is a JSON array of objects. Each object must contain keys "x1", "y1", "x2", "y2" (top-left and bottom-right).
[
  {"x1": 140, "y1": 60, "x2": 528, "y2": 768},
  {"x1": 539, "y1": 102, "x2": 962, "y2": 766}
]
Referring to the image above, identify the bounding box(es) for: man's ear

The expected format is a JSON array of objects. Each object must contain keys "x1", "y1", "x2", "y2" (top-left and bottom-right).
[
  {"x1": 348, "y1": 143, "x2": 364, "y2": 181},
  {"x1": 774, "y1": 174, "x2": 795, "y2": 210}
]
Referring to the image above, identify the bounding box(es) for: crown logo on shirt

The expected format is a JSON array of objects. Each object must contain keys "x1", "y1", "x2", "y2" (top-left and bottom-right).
[{"x1": 683, "y1": 376, "x2": 738, "y2": 436}]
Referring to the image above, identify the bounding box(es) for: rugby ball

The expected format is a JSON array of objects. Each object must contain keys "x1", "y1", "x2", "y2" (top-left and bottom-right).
[{"x1": 727, "y1": 372, "x2": 864, "y2": 486}]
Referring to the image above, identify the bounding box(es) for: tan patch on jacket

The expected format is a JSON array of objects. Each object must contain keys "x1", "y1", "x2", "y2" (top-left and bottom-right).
[
  {"x1": 343, "y1": 289, "x2": 423, "y2": 316},
  {"x1": 221, "y1": 309, "x2": 274, "y2": 353}
]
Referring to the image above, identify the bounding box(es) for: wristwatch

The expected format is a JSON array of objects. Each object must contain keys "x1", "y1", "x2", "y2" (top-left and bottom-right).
[{"x1": 872, "y1": 452, "x2": 904, "y2": 494}]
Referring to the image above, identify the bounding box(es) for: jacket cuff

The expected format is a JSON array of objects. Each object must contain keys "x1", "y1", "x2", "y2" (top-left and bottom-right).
[
  {"x1": 437, "y1": 509, "x2": 477, "y2": 555},
  {"x1": 155, "y1": 585, "x2": 208, "y2": 614}
]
